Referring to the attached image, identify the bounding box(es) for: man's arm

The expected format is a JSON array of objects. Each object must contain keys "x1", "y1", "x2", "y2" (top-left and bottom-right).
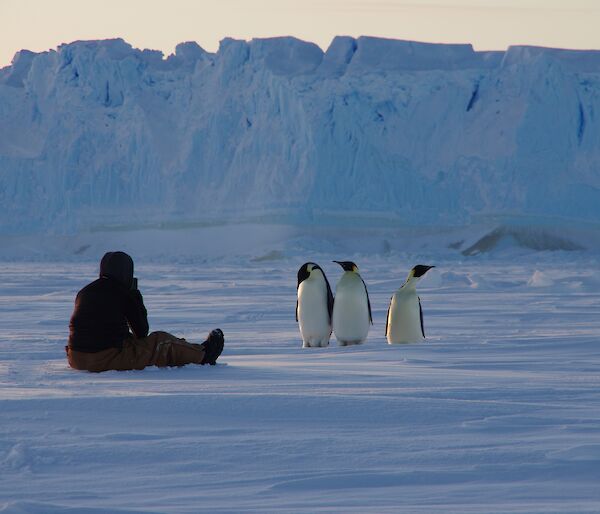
[{"x1": 124, "y1": 288, "x2": 149, "y2": 338}]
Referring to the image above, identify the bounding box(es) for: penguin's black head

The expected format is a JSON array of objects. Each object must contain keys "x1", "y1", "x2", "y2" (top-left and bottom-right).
[
  {"x1": 297, "y1": 262, "x2": 322, "y2": 287},
  {"x1": 411, "y1": 264, "x2": 435, "y2": 278},
  {"x1": 333, "y1": 261, "x2": 358, "y2": 272}
]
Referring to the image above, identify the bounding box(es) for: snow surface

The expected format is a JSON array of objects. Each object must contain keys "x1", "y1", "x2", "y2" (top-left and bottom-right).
[
  {"x1": 1, "y1": 253, "x2": 600, "y2": 513},
  {"x1": 1, "y1": 36, "x2": 600, "y2": 237},
  {"x1": 2, "y1": 34, "x2": 600, "y2": 512}
]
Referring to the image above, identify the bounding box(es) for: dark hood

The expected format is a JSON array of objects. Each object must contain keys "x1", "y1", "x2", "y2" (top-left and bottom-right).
[{"x1": 99, "y1": 251, "x2": 134, "y2": 288}]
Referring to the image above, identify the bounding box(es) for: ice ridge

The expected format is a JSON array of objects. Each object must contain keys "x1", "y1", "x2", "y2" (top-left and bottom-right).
[{"x1": 1, "y1": 37, "x2": 600, "y2": 234}]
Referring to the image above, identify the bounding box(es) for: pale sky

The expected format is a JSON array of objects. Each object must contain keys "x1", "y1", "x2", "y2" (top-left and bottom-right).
[{"x1": 1, "y1": 0, "x2": 600, "y2": 67}]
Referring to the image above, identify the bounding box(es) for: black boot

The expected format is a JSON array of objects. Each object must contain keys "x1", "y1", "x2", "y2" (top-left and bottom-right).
[{"x1": 201, "y1": 328, "x2": 224, "y2": 365}]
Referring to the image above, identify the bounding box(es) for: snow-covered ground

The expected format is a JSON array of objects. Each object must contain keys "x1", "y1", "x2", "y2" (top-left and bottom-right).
[
  {"x1": 2, "y1": 251, "x2": 600, "y2": 513},
  {"x1": 3, "y1": 32, "x2": 600, "y2": 513}
]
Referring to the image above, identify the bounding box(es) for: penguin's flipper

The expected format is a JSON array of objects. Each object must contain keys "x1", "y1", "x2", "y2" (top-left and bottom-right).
[
  {"x1": 385, "y1": 298, "x2": 391, "y2": 337},
  {"x1": 419, "y1": 297, "x2": 425, "y2": 338},
  {"x1": 296, "y1": 299, "x2": 299, "y2": 323},
  {"x1": 324, "y1": 274, "x2": 335, "y2": 322},
  {"x1": 361, "y1": 276, "x2": 373, "y2": 324}
]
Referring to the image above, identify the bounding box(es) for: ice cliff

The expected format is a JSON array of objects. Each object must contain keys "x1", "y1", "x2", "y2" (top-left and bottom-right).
[{"x1": 1, "y1": 36, "x2": 600, "y2": 235}]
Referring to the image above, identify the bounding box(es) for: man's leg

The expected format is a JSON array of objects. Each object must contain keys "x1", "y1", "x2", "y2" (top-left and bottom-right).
[
  {"x1": 116, "y1": 331, "x2": 206, "y2": 369},
  {"x1": 67, "y1": 346, "x2": 121, "y2": 372},
  {"x1": 68, "y1": 330, "x2": 223, "y2": 372}
]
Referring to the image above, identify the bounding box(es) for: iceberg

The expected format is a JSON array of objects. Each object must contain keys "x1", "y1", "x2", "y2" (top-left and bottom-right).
[{"x1": 1, "y1": 36, "x2": 600, "y2": 237}]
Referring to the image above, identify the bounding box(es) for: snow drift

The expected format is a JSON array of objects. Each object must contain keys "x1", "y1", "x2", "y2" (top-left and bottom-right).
[{"x1": 1, "y1": 36, "x2": 600, "y2": 242}]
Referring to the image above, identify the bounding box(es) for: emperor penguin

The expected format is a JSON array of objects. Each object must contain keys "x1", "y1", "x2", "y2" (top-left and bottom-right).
[
  {"x1": 386, "y1": 265, "x2": 435, "y2": 344},
  {"x1": 296, "y1": 262, "x2": 334, "y2": 348},
  {"x1": 332, "y1": 261, "x2": 372, "y2": 346}
]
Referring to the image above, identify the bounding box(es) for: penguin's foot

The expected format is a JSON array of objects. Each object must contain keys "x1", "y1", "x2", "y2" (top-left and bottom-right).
[
  {"x1": 338, "y1": 340, "x2": 363, "y2": 346},
  {"x1": 303, "y1": 340, "x2": 329, "y2": 348}
]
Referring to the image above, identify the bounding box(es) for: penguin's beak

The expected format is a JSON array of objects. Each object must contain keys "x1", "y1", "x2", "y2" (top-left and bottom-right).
[
  {"x1": 333, "y1": 260, "x2": 348, "y2": 272},
  {"x1": 412, "y1": 265, "x2": 436, "y2": 278},
  {"x1": 333, "y1": 261, "x2": 357, "y2": 272}
]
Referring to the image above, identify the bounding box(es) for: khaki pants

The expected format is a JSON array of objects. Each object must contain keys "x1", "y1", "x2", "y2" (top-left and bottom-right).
[{"x1": 67, "y1": 331, "x2": 206, "y2": 372}]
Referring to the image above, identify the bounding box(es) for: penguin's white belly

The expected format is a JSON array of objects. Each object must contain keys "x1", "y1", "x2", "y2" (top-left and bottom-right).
[
  {"x1": 333, "y1": 277, "x2": 370, "y2": 345},
  {"x1": 298, "y1": 280, "x2": 331, "y2": 347},
  {"x1": 387, "y1": 291, "x2": 424, "y2": 344}
]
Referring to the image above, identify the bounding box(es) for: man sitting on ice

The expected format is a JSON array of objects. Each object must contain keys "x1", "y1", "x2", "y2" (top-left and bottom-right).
[{"x1": 66, "y1": 251, "x2": 224, "y2": 372}]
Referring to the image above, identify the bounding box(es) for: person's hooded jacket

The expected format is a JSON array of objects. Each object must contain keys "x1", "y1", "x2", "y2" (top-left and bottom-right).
[{"x1": 68, "y1": 251, "x2": 149, "y2": 353}]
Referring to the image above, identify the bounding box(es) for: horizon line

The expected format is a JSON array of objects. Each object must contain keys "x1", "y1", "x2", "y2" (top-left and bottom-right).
[{"x1": 4, "y1": 34, "x2": 600, "y2": 68}]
